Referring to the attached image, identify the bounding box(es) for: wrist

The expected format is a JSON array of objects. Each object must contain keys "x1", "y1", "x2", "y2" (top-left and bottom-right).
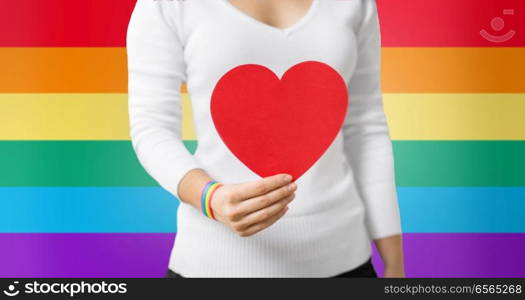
[{"x1": 200, "y1": 180, "x2": 223, "y2": 221}]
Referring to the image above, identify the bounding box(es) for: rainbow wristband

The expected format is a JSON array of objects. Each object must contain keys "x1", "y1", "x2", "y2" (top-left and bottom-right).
[{"x1": 200, "y1": 180, "x2": 223, "y2": 220}]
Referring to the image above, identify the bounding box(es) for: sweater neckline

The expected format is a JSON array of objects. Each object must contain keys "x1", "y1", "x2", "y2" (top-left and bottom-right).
[{"x1": 219, "y1": 0, "x2": 319, "y2": 37}]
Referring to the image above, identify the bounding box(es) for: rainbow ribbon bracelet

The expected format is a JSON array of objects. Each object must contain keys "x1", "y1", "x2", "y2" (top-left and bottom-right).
[{"x1": 200, "y1": 180, "x2": 223, "y2": 220}]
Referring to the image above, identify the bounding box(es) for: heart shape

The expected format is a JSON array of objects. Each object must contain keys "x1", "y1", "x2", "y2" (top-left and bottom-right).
[{"x1": 210, "y1": 61, "x2": 348, "y2": 181}]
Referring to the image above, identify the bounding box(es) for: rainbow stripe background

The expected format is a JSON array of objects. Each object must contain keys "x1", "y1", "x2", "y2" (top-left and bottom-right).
[{"x1": 1, "y1": 0, "x2": 524, "y2": 277}]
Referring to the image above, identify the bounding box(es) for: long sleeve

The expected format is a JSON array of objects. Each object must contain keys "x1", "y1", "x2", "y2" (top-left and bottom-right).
[
  {"x1": 342, "y1": 0, "x2": 402, "y2": 240},
  {"x1": 126, "y1": 0, "x2": 203, "y2": 200}
]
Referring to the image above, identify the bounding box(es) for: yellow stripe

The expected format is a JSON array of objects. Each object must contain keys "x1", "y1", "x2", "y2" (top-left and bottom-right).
[
  {"x1": 384, "y1": 93, "x2": 525, "y2": 140},
  {"x1": 0, "y1": 93, "x2": 130, "y2": 140},
  {"x1": 0, "y1": 92, "x2": 197, "y2": 140},
  {"x1": 1, "y1": 93, "x2": 524, "y2": 140},
  {"x1": 181, "y1": 91, "x2": 198, "y2": 140}
]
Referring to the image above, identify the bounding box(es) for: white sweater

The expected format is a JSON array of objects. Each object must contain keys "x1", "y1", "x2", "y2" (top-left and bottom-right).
[{"x1": 126, "y1": 0, "x2": 402, "y2": 277}]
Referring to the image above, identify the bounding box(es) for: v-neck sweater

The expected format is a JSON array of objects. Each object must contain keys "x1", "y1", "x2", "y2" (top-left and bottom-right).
[{"x1": 126, "y1": 0, "x2": 402, "y2": 277}]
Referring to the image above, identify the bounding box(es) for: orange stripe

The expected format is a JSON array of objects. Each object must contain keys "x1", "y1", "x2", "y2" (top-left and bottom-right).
[
  {"x1": 0, "y1": 47, "x2": 523, "y2": 93},
  {"x1": 0, "y1": 47, "x2": 127, "y2": 92},
  {"x1": 180, "y1": 83, "x2": 188, "y2": 93},
  {"x1": 382, "y1": 47, "x2": 525, "y2": 93}
]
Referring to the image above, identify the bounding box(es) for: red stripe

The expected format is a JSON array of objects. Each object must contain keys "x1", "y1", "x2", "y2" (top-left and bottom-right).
[
  {"x1": 0, "y1": 0, "x2": 523, "y2": 47},
  {"x1": 0, "y1": 0, "x2": 136, "y2": 47},
  {"x1": 377, "y1": 0, "x2": 525, "y2": 47}
]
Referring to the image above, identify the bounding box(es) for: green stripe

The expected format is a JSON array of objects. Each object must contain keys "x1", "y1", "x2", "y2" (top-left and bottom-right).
[
  {"x1": 394, "y1": 140, "x2": 525, "y2": 186},
  {"x1": 0, "y1": 140, "x2": 196, "y2": 187},
  {"x1": 0, "y1": 140, "x2": 523, "y2": 186}
]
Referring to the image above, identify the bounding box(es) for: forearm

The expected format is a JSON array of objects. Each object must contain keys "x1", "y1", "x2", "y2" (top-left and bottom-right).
[{"x1": 374, "y1": 233, "x2": 404, "y2": 271}]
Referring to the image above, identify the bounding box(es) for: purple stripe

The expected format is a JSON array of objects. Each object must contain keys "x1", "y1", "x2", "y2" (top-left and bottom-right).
[
  {"x1": 0, "y1": 233, "x2": 175, "y2": 278},
  {"x1": 1, "y1": 233, "x2": 524, "y2": 277},
  {"x1": 372, "y1": 233, "x2": 525, "y2": 277}
]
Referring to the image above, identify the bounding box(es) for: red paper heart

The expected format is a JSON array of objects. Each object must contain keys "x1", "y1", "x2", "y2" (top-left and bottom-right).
[{"x1": 210, "y1": 61, "x2": 348, "y2": 181}]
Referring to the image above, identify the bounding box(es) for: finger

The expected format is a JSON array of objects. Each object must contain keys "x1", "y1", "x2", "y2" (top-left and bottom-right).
[
  {"x1": 233, "y1": 173, "x2": 292, "y2": 201},
  {"x1": 236, "y1": 183, "x2": 296, "y2": 217},
  {"x1": 235, "y1": 193, "x2": 294, "y2": 230},
  {"x1": 240, "y1": 206, "x2": 289, "y2": 237}
]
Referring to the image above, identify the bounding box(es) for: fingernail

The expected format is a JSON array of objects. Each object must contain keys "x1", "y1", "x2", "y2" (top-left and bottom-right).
[
  {"x1": 284, "y1": 175, "x2": 292, "y2": 182},
  {"x1": 288, "y1": 182, "x2": 296, "y2": 191}
]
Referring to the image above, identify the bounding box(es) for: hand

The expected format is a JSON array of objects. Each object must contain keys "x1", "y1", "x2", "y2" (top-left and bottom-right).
[
  {"x1": 382, "y1": 264, "x2": 406, "y2": 278},
  {"x1": 210, "y1": 173, "x2": 297, "y2": 237}
]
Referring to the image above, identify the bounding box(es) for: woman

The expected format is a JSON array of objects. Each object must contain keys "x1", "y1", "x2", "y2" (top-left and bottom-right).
[{"x1": 126, "y1": 0, "x2": 405, "y2": 278}]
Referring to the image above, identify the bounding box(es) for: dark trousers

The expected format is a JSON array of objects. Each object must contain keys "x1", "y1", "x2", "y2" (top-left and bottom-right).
[{"x1": 165, "y1": 257, "x2": 377, "y2": 278}]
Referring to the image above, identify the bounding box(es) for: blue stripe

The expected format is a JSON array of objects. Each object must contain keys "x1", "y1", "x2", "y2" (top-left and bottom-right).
[
  {"x1": 0, "y1": 187, "x2": 178, "y2": 233},
  {"x1": 398, "y1": 187, "x2": 525, "y2": 233},
  {"x1": 1, "y1": 187, "x2": 524, "y2": 233}
]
